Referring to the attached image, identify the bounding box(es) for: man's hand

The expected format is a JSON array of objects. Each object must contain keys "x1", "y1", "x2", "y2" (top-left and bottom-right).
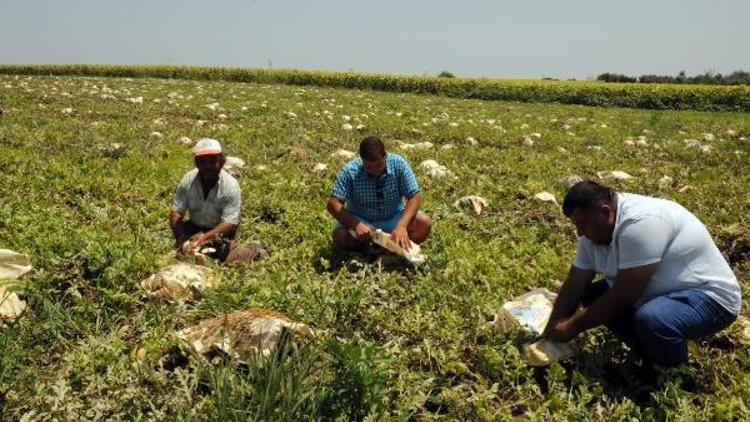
[
  {"x1": 190, "y1": 232, "x2": 213, "y2": 247},
  {"x1": 391, "y1": 225, "x2": 411, "y2": 250},
  {"x1": 174, "y1": 236, "x2": 188, "y2": 251},
  {"x1": 544, "y1": 317, "x2": 579, "y2": 343},
  {"x1": 354, "y1": 221, "x2": 373, "y2": 242}
]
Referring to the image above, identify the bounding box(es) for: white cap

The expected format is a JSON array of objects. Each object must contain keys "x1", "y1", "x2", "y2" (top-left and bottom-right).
[{"x1": 192, "y1": 138, "x2": 223, "y2": 156}]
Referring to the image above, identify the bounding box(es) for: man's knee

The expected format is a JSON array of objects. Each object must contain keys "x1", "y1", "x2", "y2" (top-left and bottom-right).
[
  {"x1": 408, "y1": 213, "x2": 432, "y2": 243},
  {"x1": 332, "y1": 227, "x2": 350, "y2": 245},
  {"x1": 223, "y1": 242, "x2": 268, "y2": 265},
  {"x1": 633, "y1": 302, "x2": 679, "y2": 339},
  {"x1": 333, "y1": 227, "x2": 364, "y2": 251},
  {"x1": 633, "y1": 302, "x2": 687, "y2": 365}
]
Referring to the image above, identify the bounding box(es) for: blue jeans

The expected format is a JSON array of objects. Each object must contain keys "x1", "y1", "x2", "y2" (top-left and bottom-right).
[{"x1": 583, "y1": 280, "x2": 737, "y2": 367}]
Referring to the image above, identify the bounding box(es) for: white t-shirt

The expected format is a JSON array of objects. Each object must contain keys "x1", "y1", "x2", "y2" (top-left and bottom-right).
[
  {"x1": 573, "y1": 193, "x2": 741, "y2": 315},
  {"x1": 171, "y1": 169, "x2": 241, "y2": 228}
]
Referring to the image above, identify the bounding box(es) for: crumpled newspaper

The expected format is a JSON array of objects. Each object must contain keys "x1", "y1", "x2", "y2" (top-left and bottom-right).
[
  {"x1": 492, "y1": 288, "x2": 574, "y2": 366},
  {"x1": 557, "y1": 175, "x2": 583, "y2": 188},
  {"x1": 0, "y1": 249, "x2": 32, "y2": 322},
  {"x1": 178, "y1": 308, "x2": 315, "y2": 362},
  {"x1": 454, "y1": 195, "x2": 489, "y2": 215},
  {"x1": 349, "y1": 227, "x2": 426, "y2": 267},
  {"x1": 140, "y1": 262, "x2": 220, "y2": 301}
]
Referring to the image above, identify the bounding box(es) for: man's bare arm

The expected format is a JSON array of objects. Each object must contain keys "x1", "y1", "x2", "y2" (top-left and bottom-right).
[
  {"x1": 170, "y1": 211, "x2": 187, "y2": 243},
  {"x1": 545, "y1": 266, "x2": 596, "y2": 331},
  {"x1": 396, "y1": 192, "x2": 421, "y2": 230},
  {"x1": 327, "y1": 196, "x2": 360, "y2": 229},
  {"x1": 570, "y1": 264, "x2": 658, "y2": 332},
  {"x1": 200, "y1": 222, "x2": 238, "y2": 243},
  {"x1": 546, "y1": 263, "x2": 658, "y2": 342}
]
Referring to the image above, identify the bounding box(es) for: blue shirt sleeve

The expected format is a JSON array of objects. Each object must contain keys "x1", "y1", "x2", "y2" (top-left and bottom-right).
[
  {"x1": 331, "y1": 167, "x2": 352, "y2": 201},
  {"x1": 397, "y1": 156, "x2": 420, "y2": 198}
]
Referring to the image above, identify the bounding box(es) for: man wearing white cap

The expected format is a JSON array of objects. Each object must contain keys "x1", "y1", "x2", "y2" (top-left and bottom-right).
[{"x1": 169, "y1": 138, "x2": 268, "y2": 264}]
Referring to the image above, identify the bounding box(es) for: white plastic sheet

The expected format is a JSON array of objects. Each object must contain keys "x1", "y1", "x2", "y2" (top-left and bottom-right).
[
  {"x1": 492, "y1": 289, "x2": 574, "y2": 366},
  {"x1": 454, "y1": 195, "x2": 489, "y2": 215},
  {"x1": 0, "y1": 249, "x2": 32, "y2": 322}
]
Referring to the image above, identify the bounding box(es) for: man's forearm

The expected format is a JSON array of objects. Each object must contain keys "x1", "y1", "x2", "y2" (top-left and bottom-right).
[
  {"x1": 397, "y1": 193, "x2": 421, "y2": 228},
  {"x1": 203, "y1": 222, "x2": 238, "y2": 240},
  {"x1": 327, "y1": 198, "x2": 360, "y2": 229},
  {"x1": 549, "y1": 285, "x2": 585, "y2": 324},
  {"x1": 170, "y1": 212, "x2": 186, "y2": 240},
  {"x1": 568, "y1": 287, "x2": 636, "y2": 334},
  {"x1": 548, "y1": 269, "x2": 591, "y2": 325},
  {"x1": 568, "y1": 264, "x2": 657, "y2": 335}
]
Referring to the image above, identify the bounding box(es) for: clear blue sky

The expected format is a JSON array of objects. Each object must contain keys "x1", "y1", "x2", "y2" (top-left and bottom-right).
[{"x1": 1, "y1": 0, "x2": 748, "y2": 79}]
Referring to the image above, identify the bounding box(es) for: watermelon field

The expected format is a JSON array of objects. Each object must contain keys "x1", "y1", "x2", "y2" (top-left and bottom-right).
[{"x1": 1, "y1": 67, "x2": 749, "y2": 420}]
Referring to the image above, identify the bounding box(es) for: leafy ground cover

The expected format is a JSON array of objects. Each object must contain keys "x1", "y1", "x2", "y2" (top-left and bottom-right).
[{"x1": 0, "y1": 73, "x2": 749, "y2": 420}]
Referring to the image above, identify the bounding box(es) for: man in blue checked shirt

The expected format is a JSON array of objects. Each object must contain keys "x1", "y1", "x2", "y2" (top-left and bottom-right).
[{"x1": 327, "y1": 136, "x2": 433, "y2": 251}]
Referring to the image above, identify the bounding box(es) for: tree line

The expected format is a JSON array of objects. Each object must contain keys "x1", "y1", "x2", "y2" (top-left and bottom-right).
[{"x1": 597, "y1": 70, "x2": 750, "y2": 86}]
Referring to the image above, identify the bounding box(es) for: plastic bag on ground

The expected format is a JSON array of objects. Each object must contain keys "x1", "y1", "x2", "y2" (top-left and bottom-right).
[
  {"x1": 0, "y1": 287, "x2": 26, "y2": 322},
  {"x1": 533, "y1": 192, "x2": 558, "y2": 205},
  {"x1": 493, "y1": 289, "x2": 557, "y2": 336},
  {"x1": 397, "y1": 141, "x2": 434, "y2": 151},
  {"x1": 597, "y1": 170, "x2": 634, "y2": 181},
  {"x1": 492, "y1": 288, "x2": 574, "y2": 366},
  {"x1": 0, "y1": 249, "x2": 32, "y2": 279},
  {"x1": 178, "y1": 308, "x2": 315, "y2": 362},
  {"x1": 419, "y1": 160, "x2": 453, "y2": 178},
  {"x1": 140, "y1": 262, "x2": 219, "y2": 301},
  {"x1": 454, "y1": 195, "x2": 489, "y2": 215},
  {"x1": 0, "y1": 249, "x2": 32, "y2": 322},
  {"x1": 523, "y1": 339, "x2": 575, "y2": 367},
  {"x1": 224, "y1": 156, "x2": 246, "y2": 176}
]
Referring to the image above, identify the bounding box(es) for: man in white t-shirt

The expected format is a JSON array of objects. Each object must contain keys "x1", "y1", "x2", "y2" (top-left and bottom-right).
[{"x1": 544, "y1": 181, "x2": 741, "y2": 367}]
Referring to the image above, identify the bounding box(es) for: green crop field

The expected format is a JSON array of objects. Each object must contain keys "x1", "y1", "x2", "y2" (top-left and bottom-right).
[{"x1": 1, "y1": 71, "x2": 749, "y2": 420}]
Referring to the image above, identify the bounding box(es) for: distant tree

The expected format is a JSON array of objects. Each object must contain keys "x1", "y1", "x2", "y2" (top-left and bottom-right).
[
  {"x1": 597, "y1": 73, "x2": 637, "y2": 83},
  {"x1": 599, "y1": 70, "x2": 750, "y2": 86},
  {"x1": 437, "y1": 71, "x2": 456, "y2": 78}
]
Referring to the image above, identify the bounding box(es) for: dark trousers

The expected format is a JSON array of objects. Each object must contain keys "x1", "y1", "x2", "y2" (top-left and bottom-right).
[
  {"x1": 582, "y1": 280, "x2": 736, "y2": 367},
  {"x1": 183, "y1": 221, "x2": 266, "y2": 264}
]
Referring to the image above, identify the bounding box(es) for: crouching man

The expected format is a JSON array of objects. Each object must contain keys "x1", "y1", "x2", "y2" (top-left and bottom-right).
[
  {"x1": 544, "y1": 181, "x2": 741, "y2": 368},
  {"x1": 169, "y1": 138, "x2": 268, "y2": 264},
  {"x1": 327, "y1": 136, "x2": 432, "y2": 252}
]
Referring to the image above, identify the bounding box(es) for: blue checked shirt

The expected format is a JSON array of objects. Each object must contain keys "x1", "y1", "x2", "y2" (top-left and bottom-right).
[{"x1": 331, "y1": 153, "x2": 421, "y2": 222}]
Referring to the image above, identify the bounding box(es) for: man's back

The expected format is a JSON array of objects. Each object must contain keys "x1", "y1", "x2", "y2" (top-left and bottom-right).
[{"x1": 575, "y1": 193, "x2": 741, "y2": 314}]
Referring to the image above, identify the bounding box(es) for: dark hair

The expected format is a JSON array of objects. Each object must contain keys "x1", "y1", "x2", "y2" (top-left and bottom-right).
[
  {"x1": 562, "y1": 181, "x2": 615, "y2": 217},
  {"x1": 359, "y1": 136, "x2": 386, "y2": 161}
]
